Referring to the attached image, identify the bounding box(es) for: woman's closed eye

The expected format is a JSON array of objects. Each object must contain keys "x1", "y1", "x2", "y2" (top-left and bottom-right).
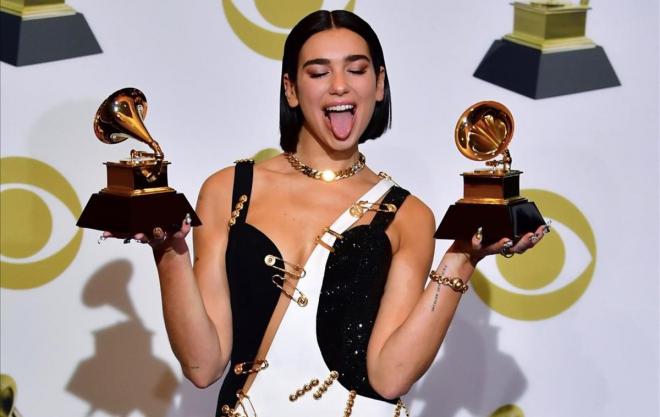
[{"x1": 348, "y1": 68, "x2": 367, "y2": 75}]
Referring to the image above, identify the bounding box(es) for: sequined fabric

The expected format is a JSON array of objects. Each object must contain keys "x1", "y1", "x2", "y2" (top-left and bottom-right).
[{"x1": 317, "y1": 225, "x2": 394, "y2": 402}]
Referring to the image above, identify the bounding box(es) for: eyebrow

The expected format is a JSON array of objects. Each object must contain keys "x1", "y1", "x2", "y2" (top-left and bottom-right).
[{"x1": 302, "y1": 54, "x2": 371, "y2": 68}]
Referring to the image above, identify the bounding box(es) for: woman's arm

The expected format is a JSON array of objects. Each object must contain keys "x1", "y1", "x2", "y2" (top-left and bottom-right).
[
  {"x1": 366, "y1": 196, "x2": 544, "y2": 399},
  {"x1": 150, "y1": 167, "x2": 235, "y2": 388}
]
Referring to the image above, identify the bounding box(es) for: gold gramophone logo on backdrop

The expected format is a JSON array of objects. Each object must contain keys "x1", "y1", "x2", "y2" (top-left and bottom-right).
[
  {"x1": 0, "y1": 374, "x2": 22, "y2": 417},
  {"x1": 472, "y1": 189, "x2": 596, "y2": 320},
  {"x1": 0, "y1": 157, "x2": 83, "y2": 289},
  {"x1": 223, "y1": 0, "x2": 356, "y2": 59}
]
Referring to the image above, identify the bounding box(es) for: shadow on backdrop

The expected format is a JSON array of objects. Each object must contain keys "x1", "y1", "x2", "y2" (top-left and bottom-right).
[
  {"x1": 66, "y1": 259, "x2": 178, "y2": 417},
  {"x1": 409, "y1": 284, "x2": 528, "y2": 417}
]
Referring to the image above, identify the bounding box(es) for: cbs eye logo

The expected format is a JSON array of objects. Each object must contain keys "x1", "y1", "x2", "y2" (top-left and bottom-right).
[
  {"x1": 223, "y1": 0, "x2": 356, "y2": 59},
  {"x1": 1, "y1": 157, "x2": 83, "y2": 289},
  {"x1": 472, "y1": 189, "x2": 596, "y2": 321}
]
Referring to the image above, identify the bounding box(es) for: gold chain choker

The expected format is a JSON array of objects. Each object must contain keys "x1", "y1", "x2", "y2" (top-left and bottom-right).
[{"x1": 284, "y1": 152, "x2": 366, "y2": 182}]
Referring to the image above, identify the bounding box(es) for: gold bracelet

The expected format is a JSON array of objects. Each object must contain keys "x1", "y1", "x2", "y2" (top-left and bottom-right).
[{"x1": 429, "y1": 271, "x2": 469, "y2": 294}]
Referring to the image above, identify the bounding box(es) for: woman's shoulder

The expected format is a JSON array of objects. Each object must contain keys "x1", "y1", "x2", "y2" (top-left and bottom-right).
[
  {"x1": 200, "y1": 165, "x2": 236, "y2": 196},
  {"x1": 199, "y1": 153, "x2": 285, "y2": 194},
  {"x1": 395, "y1": 191, "x2": 435, "y2": 229}
]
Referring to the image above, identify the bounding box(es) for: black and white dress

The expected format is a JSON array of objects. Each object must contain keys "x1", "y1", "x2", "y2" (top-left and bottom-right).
[{"x1": 217, "y1": 160, "x2": 410, "y2": 417}]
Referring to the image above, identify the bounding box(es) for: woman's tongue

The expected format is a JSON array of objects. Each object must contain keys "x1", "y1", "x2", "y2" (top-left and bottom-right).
[{"x1": 328, "y1": 111, "x2": 353, "y2": 140}]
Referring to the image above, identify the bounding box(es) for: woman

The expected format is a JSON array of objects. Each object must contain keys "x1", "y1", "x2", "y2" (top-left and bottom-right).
[{"x1": 129, "y1": 10, "x2": 545, "y2": 417}]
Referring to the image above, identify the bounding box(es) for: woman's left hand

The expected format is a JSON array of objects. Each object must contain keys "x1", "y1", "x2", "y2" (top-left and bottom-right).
[{"x1": 449, "y1": 222, "x2": 550, "y2": 267}]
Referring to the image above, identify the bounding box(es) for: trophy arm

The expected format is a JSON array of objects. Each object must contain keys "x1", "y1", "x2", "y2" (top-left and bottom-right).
[{"x1": 485, "y1": 149, "x2": 513, "y2": 173}]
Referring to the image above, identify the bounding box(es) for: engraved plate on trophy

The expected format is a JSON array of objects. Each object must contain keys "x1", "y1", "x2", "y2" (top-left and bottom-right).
[
  {"x1": 435, "y1": 101, "x2": 544, "y2": 244},
  {"x1": 77, "y1": 88, "x2": 201, "y2": 237}
]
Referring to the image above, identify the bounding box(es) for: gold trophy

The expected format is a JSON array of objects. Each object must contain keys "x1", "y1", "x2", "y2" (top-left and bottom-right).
[
  {"x1": 473, "y1": 0, "x2": 619, "y2": 99},
  {"x1": 1, "y1": 0, "x2": 102, "y2": 66},
  {"x1": 435, "y1": 101, "x2": 544, "y2": 244},
  {"x1": 77, "y1": 88, "x2": 201, "y2": 237}
]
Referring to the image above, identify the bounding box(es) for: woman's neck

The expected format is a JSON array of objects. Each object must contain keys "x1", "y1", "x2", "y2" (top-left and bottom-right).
[{"x1": 294, "y1": 134, "x2": 360, "y2": 172}]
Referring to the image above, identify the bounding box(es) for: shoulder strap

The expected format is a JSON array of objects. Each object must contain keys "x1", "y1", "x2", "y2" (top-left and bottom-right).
[
  {"x1": 370, "y1": 186, "x2": 410, "y2": 229},
  {"x1": 315, "y1": 178, "x2": 394, "y2": 251},
  {"x1": 230, "y1": 160, "x2": 254, "y2": 225}
]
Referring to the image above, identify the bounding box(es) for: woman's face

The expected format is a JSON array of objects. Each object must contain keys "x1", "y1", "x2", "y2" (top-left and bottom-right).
[{"x1": 284, "y1": 28, "x2": 385, "y2": 153}]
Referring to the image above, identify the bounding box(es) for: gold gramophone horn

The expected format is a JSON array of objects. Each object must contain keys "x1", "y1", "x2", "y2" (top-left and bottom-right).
[
  {"x1": 94, "y1": 88, "x2": 164, "y2": 181},
  {"x1": 455, "y1": 101, "x2": 514, "y2": 171},
  {"x1": 0, "y1": 374, "x2": 22, "y2": 417}
]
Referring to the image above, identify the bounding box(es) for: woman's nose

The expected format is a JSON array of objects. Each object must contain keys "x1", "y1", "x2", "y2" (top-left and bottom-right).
[{"x1": 329, "y1": 73, "x2": 348, "y2": 95}]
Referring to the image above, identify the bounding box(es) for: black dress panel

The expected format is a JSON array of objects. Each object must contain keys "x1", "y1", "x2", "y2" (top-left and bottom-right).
[
  {"x1": 216, "y1": 162, "x2": 282, "y2": 414},
  {"x1": 316, "y1": 186, "x2": 410, "y2": 404}
]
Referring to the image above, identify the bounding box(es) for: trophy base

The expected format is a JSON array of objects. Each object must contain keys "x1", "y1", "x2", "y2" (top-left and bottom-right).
[
  {"x1": 434, "y1": 199, "x2": 544, "y2": 245},
  {"x1": 0, "y1": 11, "x2": 102, "y2": 66},
  {"x1": 473, "y1": 39, "x2": 620, "y2": 99},
  {"x1": 77, "y1": 191, "x2": 201, "y2": 237}
]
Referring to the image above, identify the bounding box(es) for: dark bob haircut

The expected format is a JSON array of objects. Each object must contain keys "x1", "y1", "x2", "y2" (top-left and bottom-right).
[{"x1": 279, "y1": 10, "x2": 392, "y2": 153}]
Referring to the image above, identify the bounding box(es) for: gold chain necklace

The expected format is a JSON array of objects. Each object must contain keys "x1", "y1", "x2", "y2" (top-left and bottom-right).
[{"x1": 284, "y1": 152, "x2": 366, "y2": 182}]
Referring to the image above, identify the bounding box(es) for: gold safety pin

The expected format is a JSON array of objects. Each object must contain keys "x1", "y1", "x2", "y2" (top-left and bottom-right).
[
  {"x1": 222, "y1": 390, "x2": 258, "y2": 417},
  {"x1": 264, "y1": 254, "x2": 306, "y2": 279},
  {"x1": 233, "y1": 359, "x2": 269, "y2": 375},
  {"x1": 272, "y1": 274, "x2": 308, "y2": 307},
  {"x1": 378, "y1": 171, "x2": 400, "y2": 186},
  {"x1": 236, "y1": 390, "x2": 257, "y2": 417},
  {"x1": 315, "y1": 227, "x2": 344, "y2": 253},
  {"x1": 349, "y1": 200, "x2": 397, "y2": 218}
]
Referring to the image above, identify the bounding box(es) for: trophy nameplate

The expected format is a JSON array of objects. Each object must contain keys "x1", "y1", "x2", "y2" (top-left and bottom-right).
[
  {"x1": 77, "y1": 88, "x2": 201, "y2": 237},
  {"x1": 473, "y1": 0, "x2": 619, "y2": 99},
  {"x1": 435, "y1": 101, "x2": 544, "y2": 244}
]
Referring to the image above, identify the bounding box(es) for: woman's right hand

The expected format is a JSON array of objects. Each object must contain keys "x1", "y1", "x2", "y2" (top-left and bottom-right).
[{"x1": 101, "y1": 213, "x2": 193, "y2": 257}]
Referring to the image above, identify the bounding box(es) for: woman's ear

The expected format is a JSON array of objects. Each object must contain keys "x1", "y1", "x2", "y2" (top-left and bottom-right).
[
  {"x1": 283, "y1": 74, "x2": 299, "y2": 107},
  {"x1": 375, "y1": 66, "x2": 385, "y2": 102}
]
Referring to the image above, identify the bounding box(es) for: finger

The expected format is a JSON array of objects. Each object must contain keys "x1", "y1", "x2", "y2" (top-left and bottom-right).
[
  {"x1": 471, "y1": 226, "x2": 484, "y2": 249},
  {"x1": 181, "y1": 214, "x2": 193, "y2": 234},
  {"x1": 483, "y1": 237, "x2": 513, "y2": 256},
  {"x1": 531, "y1": 225, "x2": 546, "y2": 244},
  {"x1": 133, "y1": 233, "x2": 150, "y2": 244},
  {"x1": 542, "y1": 219, "x2": 552, "y2": 235},
  {"x1": 152, "y1": 227, "x2": 167, "y2": 241},
  {"x1": 172, "y1": 229, "x2": 188, "y2": 239},
  {"x1": 511, "y1": 232, "x2": 535, "y2": 253}
]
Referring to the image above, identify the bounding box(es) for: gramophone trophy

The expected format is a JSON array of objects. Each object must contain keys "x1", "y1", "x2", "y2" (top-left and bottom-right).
[
  {"x1": 473, "y1": 0, "x2": 619, "y2": 99},
  {"x1": 435, "y1": 101, "x2": 544, "y2": 244},
  {"x1": 77, "y1": 88, "x2": 201, "y2": 237}
]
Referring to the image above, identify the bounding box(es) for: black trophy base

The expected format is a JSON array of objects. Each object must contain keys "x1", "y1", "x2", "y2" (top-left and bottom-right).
[
  {"x1": 435, "y1": 200, "x2": 544, "y2": 245},
  {"x1": 473, "y1": 39, "x2": 620, "y2": 99},
  {"x1": 77, "y1": 192, "x2": 201, "y2": 237},
  {"x1": 1, "y1": 11, "x2": 102, "y2": 66}
]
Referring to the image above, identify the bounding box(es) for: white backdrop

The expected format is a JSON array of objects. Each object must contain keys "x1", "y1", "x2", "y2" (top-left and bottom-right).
[{"x1": 1, "y1": 1, "x2": 658, "y2": 416}]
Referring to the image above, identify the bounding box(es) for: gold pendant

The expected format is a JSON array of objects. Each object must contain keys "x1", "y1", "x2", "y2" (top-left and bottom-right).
[{"x1": 320, "y1": 170, "x2": 336, "y2": 182}]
